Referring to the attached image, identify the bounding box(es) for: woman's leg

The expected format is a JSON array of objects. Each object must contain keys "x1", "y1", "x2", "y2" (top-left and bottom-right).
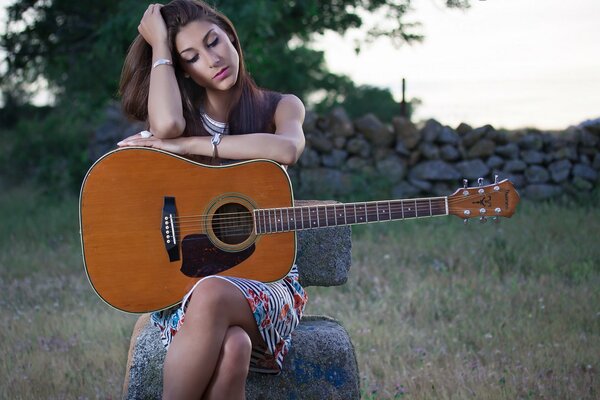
[
  {"x1": 161, "y1": 278, "x2": 264, "y2": 400},
  {"x1": 202, "y1": 326, "x2": 252, "y2": 400}
]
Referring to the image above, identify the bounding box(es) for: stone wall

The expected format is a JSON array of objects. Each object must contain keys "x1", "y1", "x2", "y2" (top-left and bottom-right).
[
  {"x1": 91, "y1": 103, "x2": 600, "y2": 201},
  {"x1": 290, "y1": 107, "x2": 600, "y2": 200}
]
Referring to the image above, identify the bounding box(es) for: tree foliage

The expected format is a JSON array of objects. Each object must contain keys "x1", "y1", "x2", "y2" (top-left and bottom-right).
[{"x1": 1, "y1": 0, "x2": 470, "y2": 108}]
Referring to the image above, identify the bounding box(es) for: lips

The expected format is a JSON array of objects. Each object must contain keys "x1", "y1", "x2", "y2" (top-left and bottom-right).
[{"x1": 213, "y1": 67, "x2": 230, "y2": 80}]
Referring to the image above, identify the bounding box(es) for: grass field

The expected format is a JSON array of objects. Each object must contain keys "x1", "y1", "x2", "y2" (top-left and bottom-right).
[{"x1": 0, "y1": 184, "x2": 598, "y2": 399}]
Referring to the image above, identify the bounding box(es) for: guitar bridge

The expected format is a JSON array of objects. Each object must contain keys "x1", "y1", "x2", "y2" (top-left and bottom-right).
[{"x1": 161, "y1": 196, "x2": 180, "y2": 262}]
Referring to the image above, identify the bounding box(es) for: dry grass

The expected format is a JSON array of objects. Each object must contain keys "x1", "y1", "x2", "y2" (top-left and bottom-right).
[{"x1": 0, "y1": 184, "x2": 598, "y2": 399}]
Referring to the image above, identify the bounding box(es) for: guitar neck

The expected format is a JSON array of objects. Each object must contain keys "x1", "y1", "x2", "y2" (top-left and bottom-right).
[{"x1": 254, "y1": 196, "x2": 448, "y2": 234}]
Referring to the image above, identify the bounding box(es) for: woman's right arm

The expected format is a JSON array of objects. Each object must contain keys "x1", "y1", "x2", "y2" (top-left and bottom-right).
[{"x1": 139, "y1": 4, "x2": 186, "y2": 138}]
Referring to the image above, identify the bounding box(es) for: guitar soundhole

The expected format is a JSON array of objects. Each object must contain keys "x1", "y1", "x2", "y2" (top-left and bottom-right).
[{"x1": 212, "y1": 203, "x2": 253, "y2": 245}]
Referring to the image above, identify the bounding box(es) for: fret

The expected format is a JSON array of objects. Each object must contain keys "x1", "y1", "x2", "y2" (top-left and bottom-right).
[
  {"x1": 315, "y1": 207, "x2": 320, "y2": 228},
  {"x1": 300, "y1": 207, "x2": 305, "y2": 230},
  {"x1": 401, "y1": 200, "x2": 405, "y2": 219},
  {"x1": 254, "y1": 210, "x2": 260, "y2": 234},
  {"x1": 344, "y1": 204, "x2": 347, "y2": 225},
  {"x1": 359, "y1": 203, "x2": 366, "y2": 223},
  {"x1": 311, "y1": 207, "x2": 318, "y2": 228},
  {"x1": 295, "y1": 207, "x2": 302, "y2": 230},
  {"x1": 279, "y1": 208, "x2": 284, "y2": 231},
  {"x1": 307, "y1": 206, "x2": 312, "y2": 228},
  {"x1": 318, "y1": 205, "x2": 327, "y2": 228},
  {"x1": 271, "y1": 209, "x2": 276, "y2": 232},
  {"x1": 345, "y1": 204, "x2": 356, "y2": 224},
  {"x1": 365, "y1": 202, "x2": 376, "y2": 222},
  {"x1": 325, "y1": 205, "x2": 329, "y2": 226},
  {"x1": 428, "y1": 198, "x2": 432, "y2": 217},
  {"x1": 261, "y1": 209, "x2": 266, "y2": 233},
  {"x1": 284, "y1": 208, "x2": 290, "y2": 231},
  {"x1": 414, "y1": 199, "x2": 419, "y2": 218}
]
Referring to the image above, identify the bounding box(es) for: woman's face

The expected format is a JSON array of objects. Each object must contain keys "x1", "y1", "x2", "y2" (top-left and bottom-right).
[{"x1": 175, "y1": 19, "x2": 240, "y2": 93}]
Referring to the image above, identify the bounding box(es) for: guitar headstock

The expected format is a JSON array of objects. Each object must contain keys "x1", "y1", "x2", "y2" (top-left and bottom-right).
[{"x1": 448, "y1": 177, "x2": 520, "y2": 222}]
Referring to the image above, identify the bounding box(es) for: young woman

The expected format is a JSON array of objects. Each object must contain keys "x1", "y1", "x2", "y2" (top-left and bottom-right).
[{"x1": 117, "y1": 1, "x2": 307, "y2": 399}]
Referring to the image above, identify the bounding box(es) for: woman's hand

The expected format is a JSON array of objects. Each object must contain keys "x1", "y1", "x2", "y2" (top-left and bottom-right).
[
  {"x1": 117, "y1": 131, "x2": 191, "y2": 155},
  {"x1": 138, "y1": 4, "x2": 168, "y2": 48}
]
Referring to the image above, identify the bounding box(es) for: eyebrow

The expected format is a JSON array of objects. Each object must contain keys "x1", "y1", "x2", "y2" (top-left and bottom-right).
[{"x1": 179, "y1": 28, "x2": 215, "y2": 55}]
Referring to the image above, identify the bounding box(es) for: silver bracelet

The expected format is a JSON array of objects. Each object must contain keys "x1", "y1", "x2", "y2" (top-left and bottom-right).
[
  {"x1": 211, "y1": 133, "x2": 222, "y2": 159},
  {"x1": 152, "y1": 58, "x2": 173, "y2": 69}
]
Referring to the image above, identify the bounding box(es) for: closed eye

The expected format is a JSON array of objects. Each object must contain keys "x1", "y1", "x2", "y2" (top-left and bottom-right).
[
  {"x1": 208, "y1": 37, "x2": 219, "y2": 48},
  {"x1": 185, "y1": 54, "x2": 199, "y2": 64}
]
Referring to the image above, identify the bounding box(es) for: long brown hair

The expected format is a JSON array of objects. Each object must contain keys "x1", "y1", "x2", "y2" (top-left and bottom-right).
[{"x1": 119, "y1": 0, "x2": 281, "y2": 137}]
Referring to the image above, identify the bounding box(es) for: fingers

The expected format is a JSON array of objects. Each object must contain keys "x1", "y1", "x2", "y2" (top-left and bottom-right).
[{"x1": 117, "y1": 131, "x2": 155, "y2": 146}]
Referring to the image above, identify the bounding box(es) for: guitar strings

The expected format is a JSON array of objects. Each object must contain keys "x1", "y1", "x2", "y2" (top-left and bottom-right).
[
  {"x1": 164, "y1": 191, "x2": 508, "y2": 235},
  {"x1": 170, "y1": 191, "x2": 490, "y2": 222}
]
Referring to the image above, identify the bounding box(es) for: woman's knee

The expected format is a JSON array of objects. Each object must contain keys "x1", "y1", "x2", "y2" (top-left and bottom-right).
[
  {"x1": 219, "y1": 326, "x2": 252, "y2": 377},
  {"x1": 184, "y1": 278, "x2": 238, "y2": 322}
]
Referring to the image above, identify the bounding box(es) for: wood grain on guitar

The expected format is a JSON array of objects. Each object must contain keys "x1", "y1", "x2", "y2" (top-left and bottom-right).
[{"x1": 80, "y1": 147, "x2": 520, "y2": 313}]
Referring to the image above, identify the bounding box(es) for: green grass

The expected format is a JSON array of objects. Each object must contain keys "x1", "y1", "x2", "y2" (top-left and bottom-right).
[{"x1": 0, "y1": 184, "x2": 598, "y2": 399}]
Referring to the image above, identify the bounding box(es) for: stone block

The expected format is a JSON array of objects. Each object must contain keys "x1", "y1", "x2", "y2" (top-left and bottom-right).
[{"x1": 124, "y1": 316, "x2": 360, "y2": 400}]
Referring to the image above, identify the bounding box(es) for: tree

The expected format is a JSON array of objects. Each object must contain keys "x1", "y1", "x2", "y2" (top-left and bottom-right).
[{"x1": 1, "y1": 0, "x2": 470, "y2": 108}]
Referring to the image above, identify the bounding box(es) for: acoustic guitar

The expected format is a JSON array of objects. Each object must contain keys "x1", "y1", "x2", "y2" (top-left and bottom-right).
[{"x1": 79, "y1": 147, "x2": 520, "y2": 313}]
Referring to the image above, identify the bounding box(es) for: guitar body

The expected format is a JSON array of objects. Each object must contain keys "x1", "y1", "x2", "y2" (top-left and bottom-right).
[{"x1": 79, "y1": 147, "x2": 296, "y2": 313}]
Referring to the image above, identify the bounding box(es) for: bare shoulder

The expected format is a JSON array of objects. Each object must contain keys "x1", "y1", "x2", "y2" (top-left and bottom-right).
[{"x1": 275, "y1": 94, "x2": 305, "y2": 122}]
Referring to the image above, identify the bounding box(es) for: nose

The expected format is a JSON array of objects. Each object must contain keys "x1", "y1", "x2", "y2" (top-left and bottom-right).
[{"x1": 209, "y1": 52, "x2": 220, "y2": 68}]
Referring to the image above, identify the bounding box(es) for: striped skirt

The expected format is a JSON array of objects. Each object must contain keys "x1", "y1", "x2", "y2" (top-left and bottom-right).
[{"x1": 150, "y1": 265, "x2": 308, "y2": 374}]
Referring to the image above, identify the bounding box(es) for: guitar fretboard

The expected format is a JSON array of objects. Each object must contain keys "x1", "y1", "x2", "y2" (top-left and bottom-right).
[{"x1": 254, "y1": 197, "x2": 448, "y2": 234}]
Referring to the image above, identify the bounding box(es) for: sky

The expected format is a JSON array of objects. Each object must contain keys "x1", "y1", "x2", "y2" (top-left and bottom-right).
[
  {"x1": 313, "y1": 0, "x2": 600, "y2": 130},
  {"x1": 1, "y1": 0, "x2": 599, "y2": 130}
]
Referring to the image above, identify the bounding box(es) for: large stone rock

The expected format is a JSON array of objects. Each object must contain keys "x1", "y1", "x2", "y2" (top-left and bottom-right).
[
  {"x1": 523, "y1": 184, "x2": 563, "y2": 200},
  {"x1": 409, "y1": 160, "x2": 461, "y2": 181},
  {"x1": 437, "y1": 126, "x2": 460, "y2": 145},
  {"x1": 455, "y1": 159, "x2": 491, "y2": 180},
  {"x1": 392, "y1": 181, "x2": 421, "y2": 198},
  {"x1": 495, "y1": 143, "x2": 520, "y2": 159},
  {"x1": 503, "y1": 159, "x2": 527, "y2": 173},
  {"x1": 419, "y1": 142, "x2": 440, "y2": 160},
  {"x1": 421, "y1": 119, "x2": 443, "y2": 143},
  {"x1": 440, "y1": 144, "x2": 460, "y2": 161},
  {"x1": 346, "y1": 136, "x2": 371, "y2": 158},
  {"x1": 548, "y1": 159, "x2": 572, "y2": 183},
  {"x1": 355, "y1": 113, "x2": 395, "y2": 147},
  {"x1": 525, "y1": 165, "x2": 550, "y2": 184},
  {"x1": 298, "y1": 148, "x2": 321, "y2": 168},
  {"x1": 294, "y1": 218, "x2": 352, "y2": 288},
  {"x1": 322, "y1": 149, "x2": 348, "y2": 168},
  {"x1": 462, "y1": 125, "x2": 493, "y2": 147},
  {"x1": 124, "y1": 316, "x2": 360, "y2": 400},
  {"x1": 299, "y1": 168, "x2": 353, "y2": 197},
  {"x1": 376, "y1": 154, "x2": 407, "y2": 183},
  {"x1": 572, "y1": 163, "x2": 598, "y2": 182},
  {"x1": 306, "y1": 131, "x2": 333, "y2": 154},
  {"x1": 467, "y1": 139, "x2": 496, "y2": 159},
  {"x1": 521, "y1": 150, "x2": 545, "y2": 164},
  {"x1": 327, "y1": 107, "x2": 354, "y2": 138},
  {"x1": 392, "y1": 117, "x2": 420, "y2": 149},
  {"x1": 518, "y1": 133, "x2": 544, "y2": 150}
]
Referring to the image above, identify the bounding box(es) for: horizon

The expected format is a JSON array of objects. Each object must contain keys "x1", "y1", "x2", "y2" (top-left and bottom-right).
[{"x1": 1, "y1": 0, "x2": 599, "y2": 131}]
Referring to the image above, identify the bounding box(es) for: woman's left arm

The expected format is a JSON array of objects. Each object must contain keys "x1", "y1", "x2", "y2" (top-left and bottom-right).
[{"x1": 118, "y1": 95, "x2": 306, "y2": 165}]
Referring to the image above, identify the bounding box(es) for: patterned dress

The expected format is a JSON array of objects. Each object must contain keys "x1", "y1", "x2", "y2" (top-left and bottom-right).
[
  {"x1": 150, "y1": 112, "x2": 308, "y2": 374},
  {"x1": 150, "y1": 266, "x2": 307, "y2": 374}
]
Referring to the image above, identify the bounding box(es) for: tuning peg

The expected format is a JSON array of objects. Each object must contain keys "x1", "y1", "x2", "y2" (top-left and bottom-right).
[
  {"x1": 478, "y1": 177, "x2": 484, "y2": 187},
  {"x1": 463, "y1": 179, "x2": 468, "y2": 188},
  {"x1": 463, "y1": 218, "x2": 468, "y2": 225},
  {"x1": 493, "y1": 216, "x2": 500, "y2": 224},
  {"x1": 494, "y1": 174, "x2": 499, "y2": 184},
  {"x1": 480, "y1": 216, "x2": 487, "y2": 223}
]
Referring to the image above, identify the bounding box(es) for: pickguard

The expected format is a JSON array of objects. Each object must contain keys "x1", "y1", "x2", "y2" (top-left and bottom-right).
[{"x1": 180, "y1": 234, "x2": 255, "y2": 277}]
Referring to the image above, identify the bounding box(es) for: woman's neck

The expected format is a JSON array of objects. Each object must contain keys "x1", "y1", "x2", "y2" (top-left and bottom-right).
[{"x1": 204, "y1": 89, "x2": 233, "y2": 122}]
